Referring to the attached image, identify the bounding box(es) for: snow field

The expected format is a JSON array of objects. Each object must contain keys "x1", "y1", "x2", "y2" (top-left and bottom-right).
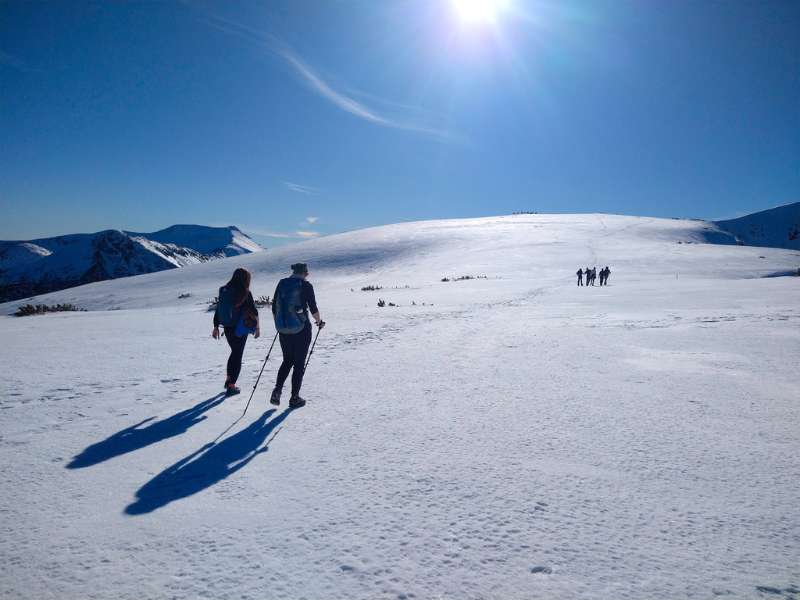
[{"x1": 1, "y1": 214, "x2": 799, "y2": 599}]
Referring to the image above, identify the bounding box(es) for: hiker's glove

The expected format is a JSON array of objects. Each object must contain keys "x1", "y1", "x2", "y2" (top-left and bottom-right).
[{"x1": 317, "y1": 320, "x2": 326, "y2": 329}]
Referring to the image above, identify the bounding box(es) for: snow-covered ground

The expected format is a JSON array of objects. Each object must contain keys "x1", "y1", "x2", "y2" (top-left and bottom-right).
[{"x1": 1, "y1": 214, "x2": 798, "y2": 600}]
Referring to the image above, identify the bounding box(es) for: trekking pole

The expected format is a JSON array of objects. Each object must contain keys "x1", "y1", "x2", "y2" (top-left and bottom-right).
[
  {"x1": 241, "y1": 332, "x2": 279, "y2": 418},
  {"x1": 303, "y1": 323, "x2": 324, "y2": 374}
]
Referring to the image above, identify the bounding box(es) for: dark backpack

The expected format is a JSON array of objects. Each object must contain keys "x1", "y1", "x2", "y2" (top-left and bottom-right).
[
  {"x1": 216, "y1": 285, "x2": 238, "y2": 327},
  {"x1": 273, "y1": 277, "x2": 307, "y2": 334}
]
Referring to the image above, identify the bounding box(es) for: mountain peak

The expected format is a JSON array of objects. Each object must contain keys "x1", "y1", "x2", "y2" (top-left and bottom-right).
[{"x1": 0, "y1": 224, "x2": 263, "y2": 302}]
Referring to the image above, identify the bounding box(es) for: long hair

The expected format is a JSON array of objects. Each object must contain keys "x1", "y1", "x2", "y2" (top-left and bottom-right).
[{"x1": 225, "y1": 268, "x2": 251, "y2": 306}]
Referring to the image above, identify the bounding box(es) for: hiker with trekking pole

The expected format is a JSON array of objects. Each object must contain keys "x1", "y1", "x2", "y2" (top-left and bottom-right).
[
  {"x1": 266, "y1": 262, "x2": 324, "y2": 409},
  {"x1": 212, "y1": 268, "x2": 260, "y2": 397}
]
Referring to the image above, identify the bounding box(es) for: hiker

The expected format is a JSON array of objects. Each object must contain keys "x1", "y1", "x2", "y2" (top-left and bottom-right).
[
  {"x1": 576, "y1": 268, "x2": 584, "y2": 286},
  {"x1": 270, "y1": 263, "x2": 325, "y2": 409},
  {"x1": 603, "y1": 266, "x2": 611, "y2": 285},
  {"x1": 212, "y1": 267, "x2": 260, "y2": 396}
]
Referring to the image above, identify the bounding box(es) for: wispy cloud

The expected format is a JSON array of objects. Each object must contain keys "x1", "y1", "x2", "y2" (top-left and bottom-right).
[
  {"x1": 279, "y1": 51, "x2": 388, "y2": 126},
  {"x1": 279, "y1": 49, "x2": 455, "y2": 141},
  {"x1": 284, "y1": 181, "x2": 319, "y2": 195},
  {"x1": 245, "y1": 227, "x2": 321, "y2": 240},
  {"x1": 305, "y1": 216, "x2": 319, "y2": 224},
  {"x1": 195, "y1": 10, "x2": 456, "y2": 142}
]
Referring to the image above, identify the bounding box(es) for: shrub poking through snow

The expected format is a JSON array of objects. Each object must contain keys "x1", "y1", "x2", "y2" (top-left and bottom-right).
[
  {"x1": 361, "y1": 285, "x2": 382, "y2": 292},
  {"x1": 178, "y1": 292, "x2": 191, "y2": 299},
  {"x1": 442, "y1": 275, "x2": 489, "y2": 282},
  {"x1": 377, "y1": 299, "x2": 386, "y2": 308},
  {"x1": 210, "y1": 295, "x2": 270, "y2": 310},
  {"x1": 14, "y1": 303, "x2": 86, "y2": 317}
]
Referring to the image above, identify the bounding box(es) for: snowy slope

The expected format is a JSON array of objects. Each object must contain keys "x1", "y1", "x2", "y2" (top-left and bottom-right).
[
  {"x1": 0, "y1": 213, "x2": 794, "y2": 314},
  {"x1": 0, "y1": 225, "x2": 262, "y2": 302},
  {"x1": 1, "y1": 213, "x2": 799, "y2": 600},
  {"x1": 127, "y1": 224, "x2": 264, "y2": 256},
  {"x1": 715, "y1": 201, "x2": 800, "y2": 250}
]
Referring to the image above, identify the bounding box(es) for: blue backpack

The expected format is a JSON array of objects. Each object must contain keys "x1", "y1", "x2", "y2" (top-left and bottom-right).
[
  {"x1": 216, "y1": 285, "x2": 238, "y2": 327},
  {"x1": 273, "y1": 277, "x2": 307, "y2": 334}
]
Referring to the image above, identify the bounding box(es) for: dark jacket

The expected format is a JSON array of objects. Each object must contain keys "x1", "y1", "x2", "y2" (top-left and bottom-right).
[{"x1": 214, "y1": 289, "x2": 258, "y2": 328}]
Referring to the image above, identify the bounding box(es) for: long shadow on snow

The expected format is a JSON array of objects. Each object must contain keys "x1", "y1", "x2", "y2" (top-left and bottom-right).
[
  {"x1": 124, "y1": 408, "x2": 291, "y2": 515},
  {"x1": 67, "y1": 393, "x2": 226, "y2": 469}
]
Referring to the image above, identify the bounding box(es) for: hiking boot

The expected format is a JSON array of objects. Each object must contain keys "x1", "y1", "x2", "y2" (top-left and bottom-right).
[
  {"x1": 270, "y1": 387, "x2": 282, "y2": 406},
  {"x1": 289, "y1": 395, "x2": 306, "y2": 409},
  {"x1": 225, "y1": 385, "x2": 241, "y2": 397}
]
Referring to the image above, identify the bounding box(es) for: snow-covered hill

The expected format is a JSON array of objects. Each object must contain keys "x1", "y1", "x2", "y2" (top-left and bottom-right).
[
  {"x1": 1, "y1": 212, "x2": 796, "y2": 314},
  {"x1": 1, "y1": 213, "x2": 798, "y2": 600},
  {"x1": 0, "y1": 225, "x2": 262, "y2": 302},
  {"x1": 714, "y1": 201, "x2": 800, "y2": 250}
]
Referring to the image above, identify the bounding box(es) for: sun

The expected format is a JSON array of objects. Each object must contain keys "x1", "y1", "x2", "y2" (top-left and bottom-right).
[{"x1": 452, "y1": 0, "x2": 511, "y2": 24}]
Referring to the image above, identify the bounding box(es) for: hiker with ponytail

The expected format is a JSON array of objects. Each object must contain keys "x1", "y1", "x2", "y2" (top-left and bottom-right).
[{"x1": 212, "y1": 267, "x2": 260, "y2": 396}]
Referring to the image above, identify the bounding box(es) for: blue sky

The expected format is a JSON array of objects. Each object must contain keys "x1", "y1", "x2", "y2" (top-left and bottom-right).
[{"x1": 1, "y1": 0, "x2": 798, "y2": 246}]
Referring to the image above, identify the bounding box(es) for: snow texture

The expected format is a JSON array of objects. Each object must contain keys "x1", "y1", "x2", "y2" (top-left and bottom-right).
[{"x1": 1, "y1": 213, "x2": 799, "y2": 600}]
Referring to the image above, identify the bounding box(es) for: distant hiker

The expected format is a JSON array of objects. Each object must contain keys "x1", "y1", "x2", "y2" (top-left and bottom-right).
[
  {"x1": 270, "y1": 263, "x2": 325, "y2": 409},
  {"x1": 602, "y1": 266, "x2": 611, "y2": 285},
  {"x1": 576, "y1": 268, "x2": 584, "y2": 286},
  {"x1": 212, "y1": 268, "x2": 260, "y2": 396},
  {"x1": 588, "y1": 267, "x2": 595, "y2": 286}
]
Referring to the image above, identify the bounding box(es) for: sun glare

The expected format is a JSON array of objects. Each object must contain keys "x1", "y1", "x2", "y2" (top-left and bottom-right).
[{"x1": 452, "y1": 0, "x2": 510, "y2": 24}]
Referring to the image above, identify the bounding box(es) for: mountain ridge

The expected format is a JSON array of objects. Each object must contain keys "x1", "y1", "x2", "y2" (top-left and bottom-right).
[
  {"x1": 2, "y1": 209, "x2": 798, "y2": 314},
  {"x1": 0, "y1": 224, "x2": 262, "y2": 302},
  {"x1": 713, "y1": 201, "x2": 800, "y2": 250}
]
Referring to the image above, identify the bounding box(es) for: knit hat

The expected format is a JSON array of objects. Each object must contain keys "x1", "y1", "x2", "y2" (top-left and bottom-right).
[{"x1": 291, "y1": 262, "x2": 309, "y2": 275}]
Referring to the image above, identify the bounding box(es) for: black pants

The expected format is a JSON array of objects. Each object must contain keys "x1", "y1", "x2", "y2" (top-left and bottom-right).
[
  {"x1": 224, "y1": 327, "x2": 248, "y2": 385},
  {"x1": 275, "y1": 323, "x2": 312, "y2": 396}
]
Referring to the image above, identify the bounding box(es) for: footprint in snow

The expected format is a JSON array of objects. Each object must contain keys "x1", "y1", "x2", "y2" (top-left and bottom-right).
[{"x1": 530, "y1": 566, "x2": 552, "y2": 575}]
